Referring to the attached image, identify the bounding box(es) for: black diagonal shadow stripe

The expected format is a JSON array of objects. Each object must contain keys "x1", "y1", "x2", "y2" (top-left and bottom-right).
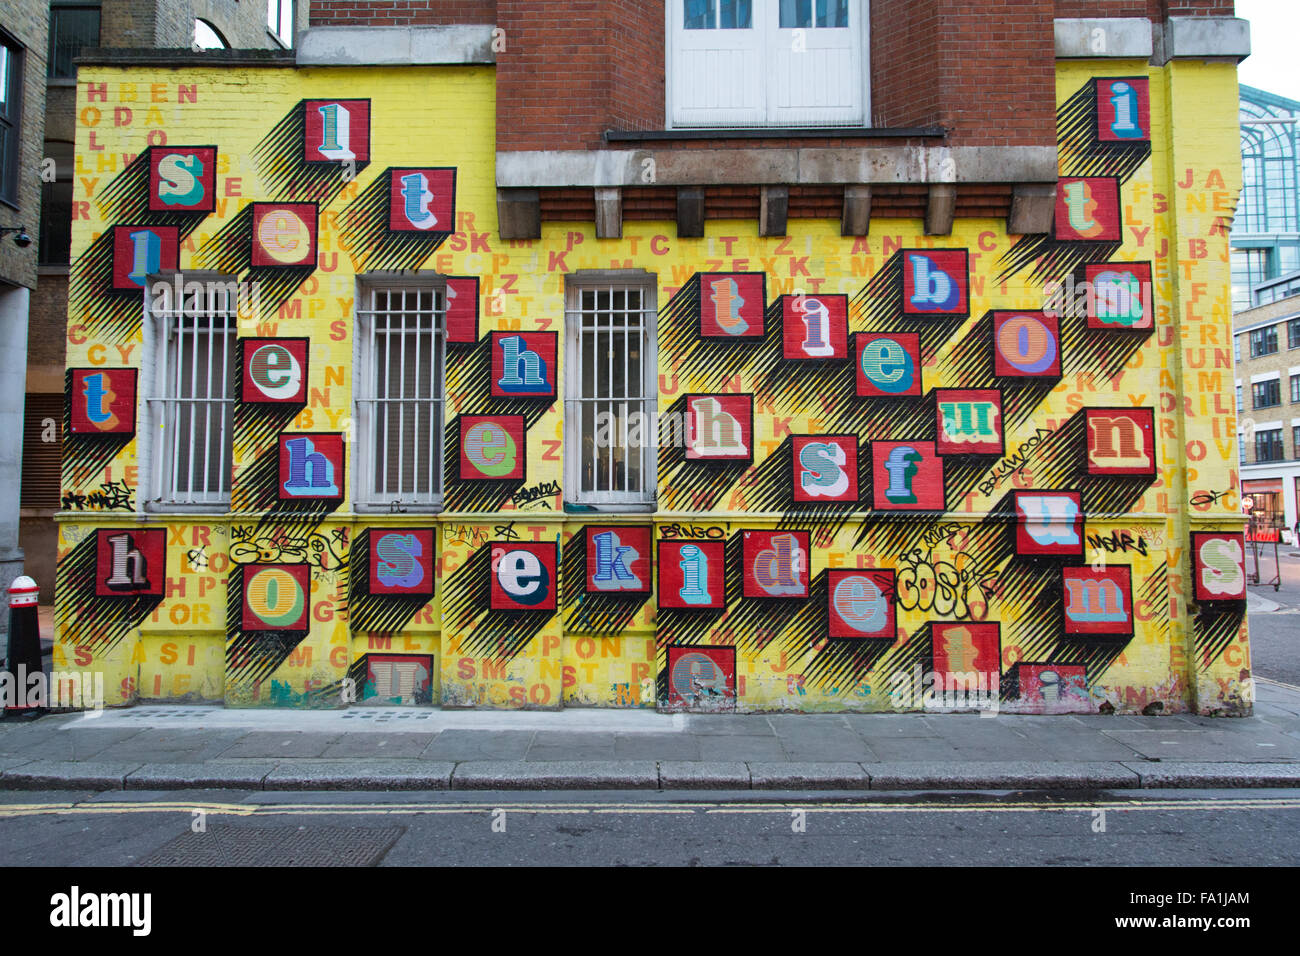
[
  {"x1": 944, "y1": 312, "x2": 996, "y2": 385},
  {"x1": 851, "y1": 253, "x2": 903, "y2": 327},
  {"x1": 727, "y1": 567, "x2": 830, "y2": 660},
  {"x1": 252, "y1": 100, "x2": 370, "y2": 204},
  {"x1": 944, "y1": 457, "x2": 997, "y2": 511},
  {"x1": 803, "y1": 619, "x2": 928, "y2": 701},
  {"x1": 743, "y1": 439, "x2": 860, "y2": 539},
  {"x1": 1193, "y1": 604, "x2": 1246, "y2": 672},
  {"x1": 192, "y1": 204, "x2": 311, "y2": 322},
  {"x1": 345, "y1": 529, "x2": 433, "y2": 634},
  {"x1": 450, "y1": 336, "x2": 556, "y2": 425},
  {"x1": 1058, "y1": 80, "x2": 1152, "y2": 182},
  {"x1": 67, "y1": 231, "x2": 151, "y2": 345},
  {"x1": 1003, "y1": 383, "x2": 1060, "y2": 433},
  {"x1": 443, "y1": 417, "x2": 527, "y2": 512},
  {"x1": 1001, "y1": 560, "x2": 1130, "y2": 689},
  {"x1": 560, "y1": 532, "x2": 652, "y2": 634},
  {"x1": 54, "y1": 533, "x2": 163, "y2": 655},
  {"x1": 224, "y1": 565, "x2": 310, "y2": 685},
  {"x1": 1138, "y1": 564, "x2": 1170, "y2": 643},
  {"x1": 1015, "y1": 414, "x2": 1086, "y2": 489},
  {"x1": 232, "y1": 399, "x2": 303, "y2": 464},
  {"x1": 658, "y1": 276, "x2": 777, "y2": 389},
  {"x1": 1059, "y1": 307, "x2": 1149, "y2": 382},
  {"x1": 657, "y1": 395, "x2": 752, "y2": 512},
  {"x1": 1081, "y1": 475, "x2": 1154, "y2": 516},
  {"x1": 61, "y1": 370, "x2": 134, "y2": 491},
  {"x1": 996, "y1": 233, "x2": 1123, "y2": 286},
  {"x1": 440, "y1": 543, "x2": 553, "y2": 662},
  {"x1": 854, "y1": 513, "x2": 951, "y2": 554},
  {"x1": 339, "y1": 170, "x2": 450, "y2": 272}
]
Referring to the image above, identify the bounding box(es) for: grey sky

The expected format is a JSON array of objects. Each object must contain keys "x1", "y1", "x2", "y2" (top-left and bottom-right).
[{"x1": 1236, "y1": 0, "x2": 1300, "y2": 101}]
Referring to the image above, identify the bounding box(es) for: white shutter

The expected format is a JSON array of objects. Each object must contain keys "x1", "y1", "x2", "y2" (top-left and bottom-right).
[
  {"x1": 670, "y1": 0, "x2": 766, "y2": 127},
  {"x1": 767, "y1": 0, "x2": 864, "y2": 126}
]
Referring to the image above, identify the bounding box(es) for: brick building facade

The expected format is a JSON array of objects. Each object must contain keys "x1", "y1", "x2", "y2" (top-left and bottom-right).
[{"x1": 52, "y1": 0, "x2": 1256, "y2": 715}]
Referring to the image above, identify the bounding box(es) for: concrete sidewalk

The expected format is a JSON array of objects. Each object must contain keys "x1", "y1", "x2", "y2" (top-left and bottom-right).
[{"x1": 2, "y1": 678, "x2": 1299, "y2": 793}]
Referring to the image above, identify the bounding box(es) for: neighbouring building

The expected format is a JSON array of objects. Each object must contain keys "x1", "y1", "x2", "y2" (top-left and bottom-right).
[
  {"x1": 0, "y1": 0, "x2": 49, "y2": 646},
  {"x1": 53, "y1": 1, "x2": 1255, "y2": 716},
  {"x1": 22, "y1": 0, "x2": 309, "y2": 605},
  {"x1": 1231, "y1": 85, "x2": 1299, "y2": 313},
  {"x1": 1234, "y1": 289, "x2": 1300, "y2": 542}
]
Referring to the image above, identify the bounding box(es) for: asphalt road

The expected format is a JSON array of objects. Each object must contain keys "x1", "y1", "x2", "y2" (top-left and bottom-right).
[
  {"x1": 2, "y1": 788, "x2": 1297, "y2": 867},
  {"x1": 1247, "y1": 549, "x2": 1300, "y2": 687}
]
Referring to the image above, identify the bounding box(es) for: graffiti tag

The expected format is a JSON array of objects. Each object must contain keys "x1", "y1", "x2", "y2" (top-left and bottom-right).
[
  {"x1": 659, "y1": 523, "x2": 726, "y2": 540},
  {"x1": 510, "y1": 480, "x2": 561, "y2": 509},
  {"x1": 61, "y1": 479, "x2": 134, "y2": 512},
  {"x1": 896, "y1": 547, "x2": 998, "y2": 622},
  {"x1": 1086, "y1": 530, "x2": 1148, "y2": 557},
  {"x1": 976, "y1": 428, "x2": 1054, "y2": 496},
  {"x1": 229, "y1": 525, "x2": 350, "y2": 572}
]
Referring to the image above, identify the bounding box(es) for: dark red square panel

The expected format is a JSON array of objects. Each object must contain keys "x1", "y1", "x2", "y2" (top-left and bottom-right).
[
  {"x1": 828, "y1": 569, "x2": 896, "y2": 639},
  {"x1": 901, "y1": 249, "x2": 968, "y2": 316},
  {"x1": 657, "y1": 540, "x2": 725, "y2": 610},
  {"x1": 459, "y1": 415, "x2": 526, "y2": 481},
  {"x1": 1086, "y1": 261, "x2": 1153, "y2": 330},
  {"x1": 935, "y1": 389, "x2": 1003, "y2": 456},
  {"x1": 1192, "y1": 532, "x2": 1247, "y2": 602},
  {"x1": 251, "y1": 203, "x2": 318, "y2": 268},
  {"x1": 490, "y1": 541, "x2": 558, "y2": 611},
  {"x1": 1063, "y1": 566, "x2": 1134, "y2": 636},
  {"x1": 871, "y1": 441, "x2": 944, "y2": 511},
  {"x1": 1095, "y1": 77, "x2": 1149, "y2": 144},
  {"x1": 148, "y1": 146, "x2": 217, "y2": 213},
  {"x1": 368, "y1": 528, "x2": 436, "y2": 597},
  {"x1": 242, "y1": 338, "x2": 309, "y2": 405},
  {"x1": 303, "y1": 99, "x2": 371, "y2": 164},
  {"x1": 111, "y1": 225, "x2": 178, "y2": 291},
  {"x1": 1055, "y1": 177, "x2": 1122, "y2": 242},
  {"x1": 1013, "y1": 491, "x2": 1084, "y2": 558},
  {"x1": 742, "y1": 530, "x2": 810, "y2": 599},
  {"x1": 856, "y1": 332, "x2": 922, "y2": 397},
  {"x1": 445, "y1": 276, "x2": 479, "y2": 344},
  {"x1": 95, "y1": 529, "x2": 165, "y2": 598},
  {"x1": 1085, "y1": 407, "x2": 1156, "y2": 477},
  {"x1": 993, "y1": 312, "x2": 1061, "y2": 379},
  {"x1": 698, "y1": 273, "x2": 765, "y2": 339},
  {"x1": 70, "y1": 368, "x2": 137, "y2": 436},
  {"x1": 585, "y1": 526, "x2": 653, "y2": 595},
  {"x1": 278, "y1": 433, "x2": 345, "y2": 503},
  {"x1": 782, "y1": 294, "x2": 848, "y2": 360},
  {"x1": 242, "y1": 564, "x2": 311, "y2": 633},
  {"x1": 666, "y1": 645, "x2": 736, "y2": 710},
  {"x1": 792, "y1": 435, "x2": 858, "y2": 503},
  {"x1": 685, "y1": 394, "x2": 752, "y2": 461},
  {"x1": 388, "y1": 168, "x2": 456, "y2": 233},
  {"x1": 490, "y1": 331, "x2": 557, "y2": 398}
]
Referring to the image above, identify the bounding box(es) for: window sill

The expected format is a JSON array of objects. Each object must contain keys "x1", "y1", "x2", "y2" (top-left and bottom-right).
[
  {"x1": 605, "y1": 126, "x2": 946, "y2": 143},
  {"x1": 564, "y1": 500, "x2": 657, "y2": 515}
]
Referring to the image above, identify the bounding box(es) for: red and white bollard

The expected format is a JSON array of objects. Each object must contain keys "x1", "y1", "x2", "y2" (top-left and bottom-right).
[{"x1": 3, "y1": 576, "x2": 42, "y2": 718}]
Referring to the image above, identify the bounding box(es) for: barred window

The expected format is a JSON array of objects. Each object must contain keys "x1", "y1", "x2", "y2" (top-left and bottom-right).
[
  {"x1": 355, "y1": 283, "x2": 445, "y2": 510},
  {"x1": 143, "y1": 279, "x2": 236, "y2": 508},
  {"x1": 565, "y1": 277, "x2": 657, "y2": 507}
]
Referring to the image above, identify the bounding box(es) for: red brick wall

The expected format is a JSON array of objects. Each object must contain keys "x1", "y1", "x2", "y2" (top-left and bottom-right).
[
  {"x1": 1054, "y1": 1, "x2": 1234, "y2": 17},
  {"x1": 870, "y1": 0, "x2": 941, "y2": 130},
  {"x1": 311, "y1": 0, "x2": 496, "y2": 27}
]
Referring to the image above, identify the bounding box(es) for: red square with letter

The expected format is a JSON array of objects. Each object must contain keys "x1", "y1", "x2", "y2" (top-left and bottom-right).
[
  {"x1": 792, "y1": 435, "x2": 858, "y2": 503},
  {"x1": 490, "y1": 541, "x2": 558, "y2": 611},
  {"x1": 459, "y1": 415, "x2": 526, "y2": 481},
  {"x1": 782, "y1": 294, "x2": 848, "y2": 360},
  {"x1": 871, "y1": 441, "x2": 944, "y2": 511},
  {"x1": 901, "y1": 249, "x2": 968, "y2": 317},
  {"x1": 658, "y1": 539, "x2": 725, "y2": 610},
  {"x1": 242, "y1": 564, "x2": 311, "y2": 632},
  {"x1": 1095, "y1": 77, "x2": 1149, "y2": 144},
  {"x1": 856, "y1": 332, "x2": 922, "y2": 397},
  {"x1": 95, "y1": 529, "x2": 165, "y2": 597},
  {"x1": 742, "y1": 530, "x2": 810, "y2": 599},
  {"x1": 993, "y1": 312, "x2": 1060, "y2": 379},
  {"x1": 242, "y1": 338, "x2": 309, "y2": 405},
  {"x1": 698, "y1": 273, "x2": 765, "y2": 339},
  {"x1": 1063, "y1": 566, "x2": 1133, "y2": 636},
  {"x1": 666, "y1": 645, "x2": 736, "y2": 710},
  {"x1": 369, "y1": 528, "x2": 436, "y2": 597},
  {"x1": 388, "y1": 167, "x2": 456, "y2": 233},
  {"x1": 251, "y1": 203, "x2": 318, "y2": 267},
  {"x1": 828, "y1": 569, "x2": 895, "y2": 639},
  {"x1": 585, "y1": 526, "x2": 653, "y2": 595},
  {"x1": 70, "y1": 368, "x2": 137, "y2": 436},
  {"x1": 303, "y1": 99, "x2": 371, "y2": 164},
  {"x1": 1055, "y1": 177, "x2": 1122, "y2": 242},
  {"x1": 1192, "y1": 532, "x2": 1247, "y2": 602},
  {"x1": 1085, "y1": 407, "x2": 1156, "y2": 477},
  {"x1": 111, "y1": 225, "x2": 178, "y2": 291},
  {"x1": 148, "y1": 146, "x2": 217, "y2": 213}
]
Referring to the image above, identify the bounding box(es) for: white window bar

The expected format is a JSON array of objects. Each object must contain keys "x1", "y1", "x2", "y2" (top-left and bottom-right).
[
  {"x1": 357, "y1": 286, "x2": 445, "y2": 508},
  {"x1": 146, "y1": 281, "x2": 234, "y2": 507},
  {"x1": 565, "y1": 283, "x2": 656, "y2": 505}
]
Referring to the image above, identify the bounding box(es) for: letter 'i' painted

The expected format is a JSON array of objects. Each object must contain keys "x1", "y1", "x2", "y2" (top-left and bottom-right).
[
  {"x1": 316, "y1": 103, "x2": 354, "y2": 159},
  {"x1": 127, "y1": 229, "x2": 161, "y2": 288},
  {"x1": 678, "y1": 545, "x2": 712, "y2": 605},
  {"x1": 799, "y1": 299, "x2": 834, "y2": 356},
  {"x1": 1108, "y1": 81, "x2": 1142, "y2": 138}
]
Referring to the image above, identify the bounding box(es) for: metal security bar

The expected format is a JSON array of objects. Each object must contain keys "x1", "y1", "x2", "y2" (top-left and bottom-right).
[
  {"x1": 565, "y1": 285, "x2": 657, "y2": 504},
  {"x1": 357, "y1": 287, "x2": 445, "y2": 508},
  {"x1": 148, "y1": 282, "x2": 235, "y2": 506}
]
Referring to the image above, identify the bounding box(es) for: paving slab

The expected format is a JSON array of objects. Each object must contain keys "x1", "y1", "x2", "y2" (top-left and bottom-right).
[
  {"x1": 698, "y1": 735, "x2": 789, "y2": 762},
  {"x1": 214, "y1": 732, "x2": 343, "y2": 758},
  {"x1": 658, "y1": 761, "x2": 750, "y2": 790},
  {"x1": 451, "y1": 761, "x2": 658, "y2": 790},
  {"x1": 0, "y1": 728, "x2": 143, "y2": 760},
  {"x1": 1119, "y1": 761, "x2": 1300, "y2": 788},
  {"x1": 866, "y1": 761, "x2": 1141, "y2": 791},
  {"x1": 93, "y1": 730, "x2": 248, "y2": 764},
  {"x1": 125, "y1": 762, "x2": 278, "y2": 790},
  {"x1": 318, "y1": 733, "x2": 439, "y2": 759},
  {"x1": 683, "y1": 715, "x2": 775, "y2": 736},
  {"x1": 420, "y1": 730, "x2": 535, "y2": 761},
  {"x1": 526, "y1": 731, "x2": 617, "y2": 761},
  {"x1": 749, "y1": 762, "x2": 870, "y2": 790},
  {"x1": 844, "y1": 714, "x2": 940, "y2": 738},
  {"x1": 264, "y1": 761, "x2": 456, "y2": 791},
  {"x1": 1101, "y1": 728, "x2": 1300, "y2": 761},
  {"x1": 2, "y1": 760, "x2": 143, "y2": 791},
  {"x1": 612, "y1": 733, "x2": 702, "y2": 761},
  {"x1": 857, "y1": 737, "x2": 963, "y2": 762}
]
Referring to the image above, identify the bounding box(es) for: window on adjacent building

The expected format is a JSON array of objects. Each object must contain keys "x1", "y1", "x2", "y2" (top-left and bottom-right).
[
  {"x1": 1250, "y1": 326, "x2": 1279, "y2": 357},
  {"x1": 1292, "y1": 374, "x2": 1300, "y2": 404},
  {"x1": 0, "y1": 33, "x2": 21, "y2": 206},
  {"x1": 1253, "y1": 379, "x2": 1281, "y2": 409},
  {"x1": 354, "y1": 282, "x2": 445, "y2": 511},
  {"x1": 48, "y1": 4, "x2": 101, "y2": 80},
  {"x1": 142, "y1": 278, "x2": 236, "y2": 509},
  {"x1": 1239, "y1": 434, "x2": 1246, "y2": 463},
  {"x1": 564, "y1": 277, "x2": 657, "y2": 507},
  {"x1": 1236, "y1": 384, "x2": 1244, "y2": 414},
  {"x1": 670, "y1": 0, "x2": 865, "y2": 128},
  {"x1": 1255, "y1": 428, "x2": 1285, "y2": 463},
  {"x1": 193, "y1": 20, "x2": 228, "y2": 51},
  {"x1": 1234, "y1": 335, "x2": 1242, "y2": 363},
  {"x1": 38, "y1": 141, "x2": 74, "y2": 266},
  {"x1": 268, "y1": 0, "x2": 294, "y2": 47},
  {"x1": 1289, "y1": 317, "x2": 1300, "y2": 350},
  {"x1": 21, "y1": 392, "x2": 62, "y2": 511}
]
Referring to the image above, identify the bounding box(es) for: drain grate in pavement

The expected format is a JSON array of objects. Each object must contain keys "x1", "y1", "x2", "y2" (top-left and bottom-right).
[{"x1": 137, "y1": 825, "x2": 405, "y2": 867}]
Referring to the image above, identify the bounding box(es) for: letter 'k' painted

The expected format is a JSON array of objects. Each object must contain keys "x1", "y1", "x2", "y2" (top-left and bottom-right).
[{"x1": 592, "y1": 531, "x2": 641, "y2": 590}]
